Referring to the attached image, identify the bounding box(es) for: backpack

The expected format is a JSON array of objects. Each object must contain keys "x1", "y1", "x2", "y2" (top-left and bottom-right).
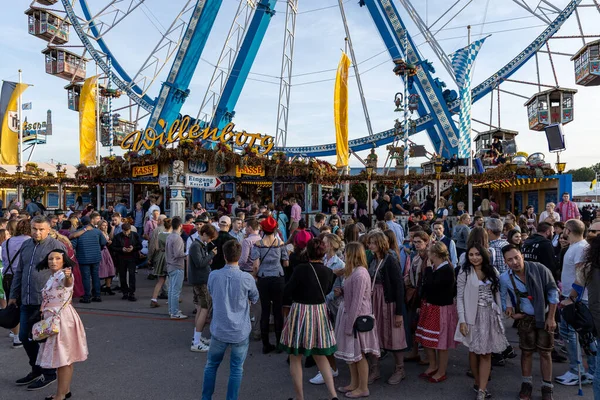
[{"x1": 561, "y1": 301, "x2": 597, "y2": 356}]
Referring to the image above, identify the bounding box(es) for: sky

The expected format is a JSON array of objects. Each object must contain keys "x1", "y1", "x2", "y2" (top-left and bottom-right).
[{"x1": 2, "y1": 0, "x2": 598, "y2": 170}]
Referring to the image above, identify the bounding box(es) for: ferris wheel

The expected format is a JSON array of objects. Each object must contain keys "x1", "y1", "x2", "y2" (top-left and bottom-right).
[{"x1": 24, "y1": 0, "x2": 600, "y2": 160}]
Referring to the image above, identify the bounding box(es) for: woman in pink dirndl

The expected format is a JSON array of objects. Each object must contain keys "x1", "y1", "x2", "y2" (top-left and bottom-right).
[
  {"x1": 415, "y1": 241, "x2": 458, "y2": 384},
  {"x1": 36, "y1": 249, "x2": 88, "y2": 400}
]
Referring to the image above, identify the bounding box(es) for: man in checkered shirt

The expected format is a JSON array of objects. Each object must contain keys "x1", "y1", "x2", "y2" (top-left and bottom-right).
[{"x1": 486, "y1": 217, "x2": 509, "y2": 274}]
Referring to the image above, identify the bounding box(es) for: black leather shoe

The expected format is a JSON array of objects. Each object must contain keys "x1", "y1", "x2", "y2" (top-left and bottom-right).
[
  {"x1": 91, "y1": 297, "x2": 102, "y2": 303},
  {"x1": 122, "y1": 293, "x2": 129, "y2": 300},
  {"x1": 79, "y1": 298, "x2": 91, "y2": 304},
  {"x1": 128, "y1": 294, "x2": 137, "y2": 302}
]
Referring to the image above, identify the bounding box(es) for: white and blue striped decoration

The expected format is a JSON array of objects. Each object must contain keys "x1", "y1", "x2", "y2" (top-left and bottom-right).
[{"x1": 449, "y1": 37, "x2": 488, "y2": 159}]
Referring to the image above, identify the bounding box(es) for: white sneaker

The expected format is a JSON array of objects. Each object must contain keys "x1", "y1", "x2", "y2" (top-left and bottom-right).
[
  {"x1": 200, "y1": 336, "x2": 211, "y2": 346},
  {"x1": 309, "y1": 369, "x2": 339, "y2": 385},
  {"x1": 9, "y1": 332, "x2": 15, "y2": 338},
  {"x1": 170, "y1": 311, "x2": 188, "y2": 319},
  {"x1": 582, "y1": 373, "x2": 594, "y2": 385},
  {"x1": 555, "y1": 370, "x2": 580, "y2": 386},
  {"x1": 190, "y1": 342, "x2": 209, "y2": 352}
]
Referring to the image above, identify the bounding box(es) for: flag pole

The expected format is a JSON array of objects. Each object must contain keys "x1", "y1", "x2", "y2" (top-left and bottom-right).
[
  {"x1": 467, "y1": 26, "x2": 474, "y2": 216},
  {"x1": 18, "y1": 69, "x2": 23, "y2": 204}
]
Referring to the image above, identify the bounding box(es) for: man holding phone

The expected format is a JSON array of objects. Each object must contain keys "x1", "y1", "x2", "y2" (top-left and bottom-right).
[
  {"x1": 110, "y1": 223, "x2": 142, "y2": 301},
  {"x1": 188, "y1": 224, "x2": 218, "y2": 352}
]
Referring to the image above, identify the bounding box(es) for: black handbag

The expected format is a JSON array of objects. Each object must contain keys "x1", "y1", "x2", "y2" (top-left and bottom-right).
[
  {"x1": 352, "y1": 257, "x2": 385, "y2": 338},
  {"x1": 353, "y1": 315, "x2": 375, "y2": 338}
]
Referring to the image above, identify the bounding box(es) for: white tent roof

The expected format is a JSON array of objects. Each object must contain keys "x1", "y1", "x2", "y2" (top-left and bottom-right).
[{"x1": 573, "y1": 181, "x2": 600, "y2": 198}]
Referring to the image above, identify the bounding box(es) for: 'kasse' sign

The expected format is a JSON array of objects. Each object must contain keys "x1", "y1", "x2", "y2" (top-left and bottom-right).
[{"x1": 120, "y1": 115, "x2": 274, "y2": 155}]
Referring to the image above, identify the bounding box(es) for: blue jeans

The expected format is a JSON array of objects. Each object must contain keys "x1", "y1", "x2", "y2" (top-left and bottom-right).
[
  {"x1": 202, "y1": 337, "x2": 250, "y2": 400},
  {"x1": 79, "y1": 263, "x2": 101, "y2": 298},
  {"x1": 167, "y1": 269, "x2": 184, "y2": 316},
  {"x1": 19, "y1": 305, "x2": 56, "y2": 379},
  {"x1": 560, "y1": 305, "x2": 597, "y2": 375}
]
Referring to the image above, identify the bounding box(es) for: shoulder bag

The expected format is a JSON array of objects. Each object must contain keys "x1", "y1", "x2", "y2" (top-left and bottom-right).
[
  {"x1": 309, "y1": 262, "x2": 335, "y2": 324},
  {"x1": 32, "y1": 291, "x2": 73, "y2": 342},
  {"x1": 352, "y1": 257, "x2": 386, "y2": 338}
]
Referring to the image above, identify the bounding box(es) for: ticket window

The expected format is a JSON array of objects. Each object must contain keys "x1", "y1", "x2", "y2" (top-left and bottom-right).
[
  {"x1": 205, "y1": 183, "x2": 235, "y2": 211},
  {"x1": 105, "y1": 184, "x2": 130, "y2": 208},
  {"x1": 273, "y1": 183, "x2": 306, "y2": 208}
]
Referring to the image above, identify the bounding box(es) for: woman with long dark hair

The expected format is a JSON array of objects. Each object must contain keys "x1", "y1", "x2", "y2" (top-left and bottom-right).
[
  {"x1": 367, "y1": 231, "x2": 407, "y2": 385},
  {"x1": 36, "y1": 249, "x2": 88, "y2": 400},
  {"x1": 344, "y1": 224, "x2": 360, "y2": 245},
  {"x1": 455, "y1": 244, "x2": 508, "y2": 399},
  {"x1": 280, "y1": 238, "x2": 338, "y2": 400},
  {"x1": 506, "y1": 229, "x2": 522, "y2": 250}
]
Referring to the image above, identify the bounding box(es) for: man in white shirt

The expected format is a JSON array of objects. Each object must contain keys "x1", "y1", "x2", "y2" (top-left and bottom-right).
[{"x1": 555, "y1": 219, "x2": 595, "y2": 386}]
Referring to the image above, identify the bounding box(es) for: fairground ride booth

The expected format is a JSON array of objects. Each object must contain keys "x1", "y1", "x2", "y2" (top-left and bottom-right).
[
  {"x1": 473, "y1": 169, "x2": 572, "y2": 215},
  {"x1": 0, "y1": 162, "x2": 90, "y2": 210},
  {"x1": 82, "y1": 150, "x2": 335, "y2": 216}
]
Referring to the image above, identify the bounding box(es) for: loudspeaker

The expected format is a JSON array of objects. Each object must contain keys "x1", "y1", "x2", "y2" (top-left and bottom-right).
[{"x1": 544, "y1": 124, "x2": 566, "y2": 152}]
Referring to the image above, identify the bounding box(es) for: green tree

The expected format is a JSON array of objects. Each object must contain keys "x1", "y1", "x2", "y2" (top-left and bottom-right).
[
  {"x1": 566, "y1": 167, "x2": 595, "y2": 182},
  {"x1": 350, "y1": 183, "x2": 367, "y2": 205}
]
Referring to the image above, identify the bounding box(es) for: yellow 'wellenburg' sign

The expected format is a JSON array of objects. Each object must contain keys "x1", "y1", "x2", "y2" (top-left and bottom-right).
[
  {"x1": 120, "y1": 116, "x2": 274, "y2": 155},
  {"x1": 132, "y1": 164, "x2": 159, "y2": 177},
  {"x1": 235, "y1": 165, "x2": 265, "y2": 178}
]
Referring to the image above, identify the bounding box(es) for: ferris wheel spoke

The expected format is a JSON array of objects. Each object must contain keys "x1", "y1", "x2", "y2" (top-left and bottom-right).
[
  {"x1": 79, "y1": 0, "x2": 146, "y2": 39},
  {"x1": 399, "y1": 0, "x2": 457, "y2": 85},
  {"x1": 126, "y1": 1, "x2": 195, "y2": 97},
  {"x1": 511, "y1": 0, "x2": 553, "y2": 24}
]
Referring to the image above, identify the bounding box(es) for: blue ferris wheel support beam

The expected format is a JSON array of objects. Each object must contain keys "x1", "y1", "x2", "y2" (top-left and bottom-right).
[
  {"x1": 211, "y1": 0, "x2": 278, "y2": 130},
  {"x1": 361, "y1": 0, "x2": 460, "y2": 158},
  {"x1": 147, "y1": 0, "x2": 224, "y2": 133}
]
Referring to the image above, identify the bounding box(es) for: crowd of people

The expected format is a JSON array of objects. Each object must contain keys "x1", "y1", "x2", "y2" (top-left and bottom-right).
[{"x1": 0, "y1": 190, "x2": 599, "y2": 400}]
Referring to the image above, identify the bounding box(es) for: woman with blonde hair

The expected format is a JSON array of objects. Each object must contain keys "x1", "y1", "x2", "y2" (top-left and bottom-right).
[
  {"x1": 539, "y1": 202, "x2": 560, "y2": 223},
  {"x1": 335, "y1": 242, "x2": 380, "y2": 398},
  {"x1": 416, "y1": 241, "x2": 458, "y2": 383},
  {"x1": 367, "y1": 231, "x2": 407, "y2": 385},
  {"x1": 68, "y1": 216, "x2": 79, "y2": 233},
  {"x1": 479, "y1": 199, "x2": 491, "y2": 217}
]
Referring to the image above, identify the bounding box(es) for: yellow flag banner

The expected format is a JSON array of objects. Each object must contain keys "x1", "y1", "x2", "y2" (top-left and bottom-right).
[
  {"x1": 79, "y1": 76, "x2": 98, "y2": 166},
  {"x1": 0, "y1": 82, "x2": 29, "y2": 165},
  {"x1": 334, "y1": 52, "x2": 351, "y2": 168},
  {"x1": 591, "y1": 179, "x2": 598, "y2": 191}
]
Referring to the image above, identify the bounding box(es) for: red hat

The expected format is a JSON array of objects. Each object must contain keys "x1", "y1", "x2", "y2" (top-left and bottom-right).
[
  {"x1": 294, "y1": 230, "x2": 312, "y2": 250},
  {"x1": 260, "y1": 216, "x2": 278, "y2": 234}
]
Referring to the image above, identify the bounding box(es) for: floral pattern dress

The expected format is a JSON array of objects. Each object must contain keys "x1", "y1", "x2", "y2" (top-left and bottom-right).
[{"x1": 37, "y1": 270, "x2": 88, "y2": 369}]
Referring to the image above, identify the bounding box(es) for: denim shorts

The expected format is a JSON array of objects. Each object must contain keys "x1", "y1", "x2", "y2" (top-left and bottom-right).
[{"x1": 517, "y1": 315, "x2": 554, "y2": 353}]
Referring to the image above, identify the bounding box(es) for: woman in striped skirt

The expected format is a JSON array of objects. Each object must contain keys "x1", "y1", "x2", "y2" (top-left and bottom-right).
[{"x1": 280, "y1": 238, "x2": 339, "y2": 400}]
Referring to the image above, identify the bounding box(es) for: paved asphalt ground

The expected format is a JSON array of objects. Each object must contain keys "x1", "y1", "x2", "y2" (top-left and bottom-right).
[{"x1": 0, "y1": 270, "x2": 592, "y2": 400}]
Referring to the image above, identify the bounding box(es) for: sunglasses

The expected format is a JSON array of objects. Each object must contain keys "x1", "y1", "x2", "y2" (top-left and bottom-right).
[{"x1": 590, "y1": 230, "x2": 599, "y2": 234}]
